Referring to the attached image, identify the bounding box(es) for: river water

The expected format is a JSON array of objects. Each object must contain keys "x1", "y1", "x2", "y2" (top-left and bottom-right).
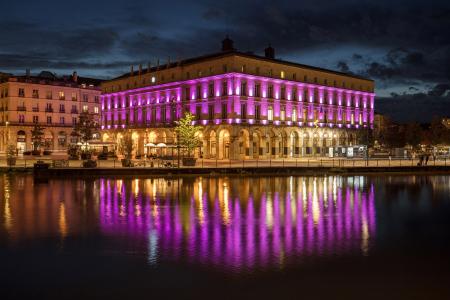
[{"x1": 1, "y1": 174, "x2": 449, "y2": 299}]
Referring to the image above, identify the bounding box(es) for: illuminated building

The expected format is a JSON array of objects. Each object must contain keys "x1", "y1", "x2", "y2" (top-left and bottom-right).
[
  {"x1": 0, "y1": 71, "x2": 102, "y2": 153},
  {"x1": 100, "y1": 37, "x2": 375, "y2": 159}
]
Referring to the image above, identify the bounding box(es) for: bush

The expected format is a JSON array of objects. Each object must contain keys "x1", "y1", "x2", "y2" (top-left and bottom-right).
[{"x1": 32, "y1": 150, "x2": 41, "y2": 156}]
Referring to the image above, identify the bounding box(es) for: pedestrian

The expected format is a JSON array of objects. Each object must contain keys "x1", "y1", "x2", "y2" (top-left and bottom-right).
[
  {"x1": 418, "y1": 154, "x2": 423, "y2": 166},
  {"x1": 425, "y1": 154, "x2": 429, "y2": 165}
]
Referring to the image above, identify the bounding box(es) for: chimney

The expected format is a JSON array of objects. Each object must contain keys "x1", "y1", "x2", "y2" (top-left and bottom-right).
[
  {"x1": 26, "y1": 69, "x2": 30, "y2": 77},
  {"x1": 130, "y1": 65, "x2": 134, "y2": 75},
  {"x1": 221, "y1": 35, "x2": 235, "y2": 52},
  {"x1": 72, "y1": 71, "x2": 78, "y2": 82},
  {"x1": 264, "y1": 44, "x2": 275, "y2": 59}
]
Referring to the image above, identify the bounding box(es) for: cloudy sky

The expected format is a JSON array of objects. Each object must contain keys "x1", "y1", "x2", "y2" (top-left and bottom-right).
[{"x1": 1, "y1": 0, "x2": 449, "y2": 122}]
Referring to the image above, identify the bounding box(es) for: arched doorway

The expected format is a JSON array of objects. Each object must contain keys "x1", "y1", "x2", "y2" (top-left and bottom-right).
[
  {"x1": 218, "y1": 129, "x2": 230, "y2": 159},
  {"x1": 238, "y1": 129, "x2": 250, "y2": 159},
  {"x1": 209, "y1": 131, "x2": 217, "y2": 158},
  {"x1": 16, "y1": 130, "x2": 26, "y2": 154},
  {"x1": 252, "y1": 131, "x2": 261, "y2": 159},
  {"x1": 289, "y1": 131, "x2": 299, "y2": 157},
  {"x1": 57, "y1": 131, "x2": 67, "y2": 149}
]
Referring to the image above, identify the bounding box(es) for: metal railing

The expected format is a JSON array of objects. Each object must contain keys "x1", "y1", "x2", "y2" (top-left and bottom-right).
[{"x1": 1, "y1": 157, "x2": 448, "y2": 169}]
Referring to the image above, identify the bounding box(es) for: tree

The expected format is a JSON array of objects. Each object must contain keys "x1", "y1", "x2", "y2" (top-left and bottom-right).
[
  {"x1": 119, "y1": 131, "x2": 134, "y2": 160},
  {"x1": 430, "y1": 116, "x2": 450, "y2": 145},
  {"x1": 404, "y1": 122, "x2": 423, "y2": 147},
  {"x1": 73, "y1": 112, "x2": 98, "y2": 144},
  {"x1": 175, "y1": 112, "x2": 202, "y2": 157},
  {"x1": 31, "y1": 124, "x2": 45, "y2": 151}
]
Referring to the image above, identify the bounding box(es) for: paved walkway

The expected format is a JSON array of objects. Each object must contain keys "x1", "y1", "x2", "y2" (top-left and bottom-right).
[{"x1": 1, "y1": 156, "x2": 448, "y2": 169}]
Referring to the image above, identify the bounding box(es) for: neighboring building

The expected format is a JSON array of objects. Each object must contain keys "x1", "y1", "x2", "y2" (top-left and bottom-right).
[
  {"x1": 0, "y1": 71, "x2": 102, "y2": 153},
  {"x1": 100, "y1": 37, "x2": 375, "y2": 159}
]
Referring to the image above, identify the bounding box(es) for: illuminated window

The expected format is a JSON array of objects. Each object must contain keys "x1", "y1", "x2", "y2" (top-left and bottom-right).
[
  {"x1": 83, "y1": 105, "x2": 88, "y2": 112},
  {"x1": 280, "y1": 71, "x2": 285, "y2": 79},
  {"x1": 18, "y1": 88, "x2": 25, "y2": 97},
  {"x1": 59, "y1": 91, "x2": 65, "y2": 100},
  {"x1": 94, "y1": 106, "x2": 99, "y2": 114},
  {"x1": 280, "y1": 106, "x2": 285, "y2": 121},
  {"x1": 151, "y1": 76, "x2": 156, "y2": 83},
  {"x1": 292, "y1": 109, "x2": 297, "y2": 122},
  {"x1": 268, "y1": 106, "x2": 273, "y2": 121},
  {"x1": 71, "y1": 92, "x2": 77, "y2": 101},
  {"x1": 351, "y1": 113, "x2": 354, "y2": 124}
]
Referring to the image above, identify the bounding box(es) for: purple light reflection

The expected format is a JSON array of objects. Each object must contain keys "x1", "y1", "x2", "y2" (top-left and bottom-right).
[{"x1": 98, "y1": 177, "x2": 376, "y2": 273}]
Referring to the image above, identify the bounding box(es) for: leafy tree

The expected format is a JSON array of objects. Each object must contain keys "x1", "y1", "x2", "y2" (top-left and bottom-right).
[
  {"x1": 175, "y1": 112, "x2": 202, "y2": 157},
  {"x1": 404, "y1": 122, "x2": 423, "y2": 147},
  {"x1": 430, "y1": 117, "x2": 450, "y2": 145},
  {"x1": 31, "y1": 124, "x2": 45, "y2": 151},
  {"x1": 73, "y1": 112, "x2": 98, "y2": 144},
  {"x1": 119, "y1": 131, "x2": 134, "y2": 159}
]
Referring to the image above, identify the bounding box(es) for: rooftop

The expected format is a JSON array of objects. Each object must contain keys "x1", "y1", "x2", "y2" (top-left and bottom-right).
[
  {"x1": 0, "y1": 71, "x2": 103, "y2": 88},
  {"x1": 112, "y1": 38, "x2": 373, "y2": 83}
]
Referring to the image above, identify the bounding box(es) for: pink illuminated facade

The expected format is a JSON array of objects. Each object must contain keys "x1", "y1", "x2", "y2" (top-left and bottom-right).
[{"x1": 101, "y1": 38, "x2": 375, "y2": 159}]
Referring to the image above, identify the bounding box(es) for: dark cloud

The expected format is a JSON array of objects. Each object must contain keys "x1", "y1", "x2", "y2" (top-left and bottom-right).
[{"x1": 336, "y1": 61, "x2": 350, "y2": 73}]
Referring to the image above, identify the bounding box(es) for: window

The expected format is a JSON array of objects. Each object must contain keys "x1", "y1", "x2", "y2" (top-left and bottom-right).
[
  {"x1": 196, "y1": 105, "x2": 201, "y2": 120},
  {"x1": 255, "y1": 105, "x2": 260, "y2": 120},
  {"x1": 197, "y1": 70, "x2": 202, "y2": 77},
  {"x1": 161, "y1": 106, "x2": 166, "y2": 122},
  {"x1": 208, "y1": 104, "x2": 214, "y2": 120},
  {"x1": 83, "y1": 94, "x2": 88, "y2": 102},
  {"x1": 268, "y1": 85, "x2": 273, "y2": 98},
  {"x1": 33, "y1": 116, "x2": 38, "y2": 123},
  {"x1": 32, "y1": 89, "x2": 39, "y2": 98},
  {"x1": 71, "y1": 105, "x2": 77, "y2": 113},
  {"x1": 241, "y1": 103, "x2": 247, "y2": 119},
  {"x1": 71, "y1": 92, "x2": 77, "y2": 101},
  {"x1": 59, "y1": 91, "x2": 65, "y2": 100},
  {"x1": 185, "y1": 87, "x2": 190, "y2": 100},
  {"x1": 46, "y1": 103, "x2": 53, "y2": 112},
  {"x1": 280, "y1": 71, "x2": 285, "y2": 79},
  {"x1": 19, "y1": 115, "x2": 25, "y2": 123},
  {"x1": 151, "y1": 76, "x2": 156, "y2": 83},
  {"x1": 222, "y1": 81, "x2": 228, "y2": 96},
  {"x1": 254, "y1": 83, "x2": 260, "y2": 97},
  {"x1": 60, "y1": 117, "x2": 65, "y2": 125},
  {"x1": 72, "y1": 117, "x2": 77, "y2": 125},
  {"x1": 82, "y1": 105, "x2": 88, "y2": 112},
  {"x1": 47, "y1": 116, "x2": 52, "y2": 124},
  {"x1": 292, "y1": 108, "x2": 297, "y2": 122},
  {"x1": 241, "y1": 81, "x2": 247, "y2": 96},
  {"x1": 46, "y1": 91, "x2": 52, "y2": 99},
  {"x1": 94, "y1": 96, "x2": 99, "y2": 103},
  {"x1": 222, "y1": 65, "x2": 227, "y2": 72},
  {"x1": 293, "y1": 73, "x2": 297, "y2": 80},
  {"x1": 18, "y1": 88, "x2": 25, "y2": 97},
  {"x1": 59, "y1": 104, "x2": 65, "y2": 112},
  {"x1": 280, "y1": 106, "x2": 285, "y2": 121},
  {"x1": 292, "y1": 88, "x2": 297, "y2": 101},
  {"x1": 196, "y1": 86, "x2": 201, "y2": 100},
  {"x1": 94, "y1": 106, "x2": 99, "y2": 114},
  {"x1": 241, "y1": 65, "x2": 246, "y2": 73},
  {"x1": 208, "y1": 83, "x2": 214, "y2": 97},
  {"x1": 281, "y1": 86, "x2": 286, "y2": 99},
  {"x1": 268, "y1": 106, "x2": 273, "y2": 121},
  {"x1": 221, "y1": 103, "x2": 227, "y2": 119},
  {"x1": 256, "y1": 67, "x2": 260, "y2": 75}
]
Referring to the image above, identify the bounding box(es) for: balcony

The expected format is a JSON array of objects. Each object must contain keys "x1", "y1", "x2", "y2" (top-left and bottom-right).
[
  {"x1": 32, "y1": 107, "x2": 39, "y2": 112},
  {"x1": 45, "y1": 108, "x2": 54, "y2": 113},
  {"x1": 17, "y1": 106, "x2": 26, "y2": 111},
  {"x1": 71, "y1": 109, "x2": 79, "y2": 114},
  {"x1": 59, "y1": 109, "x2": 66, "y2": 113}
]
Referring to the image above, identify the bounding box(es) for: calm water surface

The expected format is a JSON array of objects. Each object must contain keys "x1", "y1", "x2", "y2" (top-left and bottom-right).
[{"x1": 1, "y1": 174, "x2": 450, "y2": 299}]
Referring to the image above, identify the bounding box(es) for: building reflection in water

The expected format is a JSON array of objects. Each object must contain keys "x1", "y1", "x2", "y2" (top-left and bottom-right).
[{"x1": 98, "y1": 176, "x2": 376, "y2": 271}]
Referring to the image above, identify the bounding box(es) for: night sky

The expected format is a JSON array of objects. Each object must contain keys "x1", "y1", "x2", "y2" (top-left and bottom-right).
[{"x1": 1, "y1": 0, "x2": 449, "y2": 122}]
